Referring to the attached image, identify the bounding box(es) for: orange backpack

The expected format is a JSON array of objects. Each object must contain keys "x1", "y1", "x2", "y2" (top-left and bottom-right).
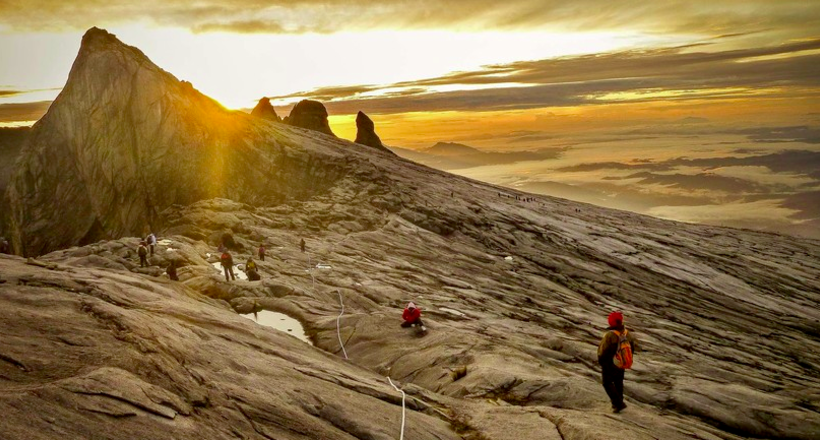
[{"x1": 612, "y1": 329, "x2": 633, "y2": 369}]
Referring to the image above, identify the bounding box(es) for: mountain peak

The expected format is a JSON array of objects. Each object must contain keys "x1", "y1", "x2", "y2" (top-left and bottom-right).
[
  {"x1": 77, "y1": 27, "x2": 151, "y2": 65},
  {"x1": 425, "y1": 141, "x2": 480, "y2": 156}
]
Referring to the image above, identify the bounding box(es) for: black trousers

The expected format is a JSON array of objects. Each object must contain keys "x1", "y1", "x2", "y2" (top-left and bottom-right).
[
  {"x1": 260, "y1": 254, "x2": 265, "y2": 261},
  {"x1": 149, "y1": 245, "x2": 155, "y2": 256},
  {"x1": 601, "y1": 365, "x2": 625, "y2": 407},
  {"x1": 401, "y1": 318, "x2": 424, "y2": 328},
  {"x1": 223, "y1": 266, "x2": 235, "y2": 282},
  {"x1": 139, "y1": 255, "x2": 147, "y2": 267}
]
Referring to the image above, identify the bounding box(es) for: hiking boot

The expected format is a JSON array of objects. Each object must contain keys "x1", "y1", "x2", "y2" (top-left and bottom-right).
[
  {"x1": 613, "y1": 402, "x2": 627, "y2": 413},
  {"x1": 421, "y1": 326, "x2": 427, "y2": 332}
]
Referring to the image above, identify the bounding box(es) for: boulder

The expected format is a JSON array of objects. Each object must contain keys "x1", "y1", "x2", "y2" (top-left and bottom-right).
[{"x1": 286, "y1": 99, "x2": 335, "y2": 136}]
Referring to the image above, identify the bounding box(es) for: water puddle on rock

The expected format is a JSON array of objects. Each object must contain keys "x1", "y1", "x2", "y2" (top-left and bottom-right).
[
  {"x1": 439, "y1": 307, "x2": 467, "y2": 317},
  {"x1": 242, "y1": 311, "x2": 311, "y2": 344},
  {"x1": 211, "y1": 262, "x2": 249, "y2": 281}
]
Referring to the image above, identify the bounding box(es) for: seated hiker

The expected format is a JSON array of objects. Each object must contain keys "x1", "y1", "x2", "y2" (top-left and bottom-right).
[
  {"x1": 245, "y1": 257, "x2": 258, "y2": 273},
  {"x1": 247, "y1": 268, "x2": 261, "y2": 281},
  {"x1": 258, "y1": 244, "x2": 266, "y2": 261},
  {"x1": 220, "y1": 251, "x2": 235, "y2": 282},
  {"x1": 245, "y1": 257, "x2": 261, "y2": 280},
  {"x1": 166, "y1": 260, "x2": 179, "y2": 281},
  {"x1": 597, "y1": 311, "x2": 636, "y2": 413},
  {"x1": 138, "y1": 241, "x2": 149, "y2": 267},
  {"x1": 401, "y1": 302, "x2": 427, "y2": 332}
]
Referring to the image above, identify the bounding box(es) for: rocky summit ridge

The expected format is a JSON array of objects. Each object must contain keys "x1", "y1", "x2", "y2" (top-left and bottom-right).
[{"x1": 1, "y1": 28, "x2": 820, "y2": 440}]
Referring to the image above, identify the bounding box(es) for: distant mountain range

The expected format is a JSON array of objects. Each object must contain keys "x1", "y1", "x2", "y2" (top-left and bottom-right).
[{"x1": 391, "y1": 141, "x2": 561, "y2": 170}]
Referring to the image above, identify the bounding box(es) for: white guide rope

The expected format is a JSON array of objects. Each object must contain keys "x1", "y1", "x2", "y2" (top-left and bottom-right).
[
  {"x1": 336, "y1": 289, "x2": 349, "y2": 360},
  {"x1": 387, "y1": 376, "x2": 407, "y2": 440}
]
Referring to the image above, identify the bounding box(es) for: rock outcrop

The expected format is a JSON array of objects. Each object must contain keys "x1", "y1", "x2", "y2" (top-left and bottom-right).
[
  {"x1": 3, "y1": 28, "x2": 820, "y2": 440},
  {"x1": 3, "y1": 28, "x2": 353, "y2": 256},
  {"x1": 286, "y1": 99, "x2": 335, "y2": 136},
  {"x1": 354, "y1": 111, "x2": 393, "y2": 154},
  {"x1": 250, "y1": 97, "x2": 281, "y2": 122}
]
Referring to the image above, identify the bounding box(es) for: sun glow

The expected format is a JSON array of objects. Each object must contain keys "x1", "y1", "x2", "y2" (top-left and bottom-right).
[{"x1": 0, "y1": 24, "x2": 670, "y2": 111}]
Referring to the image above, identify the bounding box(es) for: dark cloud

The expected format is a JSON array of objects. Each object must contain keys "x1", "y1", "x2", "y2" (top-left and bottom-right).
[
  {"x1": 0, "y1": 101, "x2": 52, "y2": 122},
  {"x1": 273, "y1": 39, "x2": 820, "y2": 115},
  {"x1": 556, "y1": 150, "x2": 820, "y2": 181},
  {"x1": 607, "y1": 171, "x2": 769, "y2": 194},
  {"x1": 2, "y1": 0, "x2": 819, "y2": 39},
  {"x1": 191, "y1": 20, "x2": 294, "y2": 34}
]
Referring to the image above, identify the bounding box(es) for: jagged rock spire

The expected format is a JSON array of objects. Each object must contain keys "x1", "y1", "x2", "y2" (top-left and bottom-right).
[
  {"x1": 250, "y1": 97, "x2": 281, "y2": 122},
  {"x1": 354, "y1": 111, "x2": 393, "y2": 154}
]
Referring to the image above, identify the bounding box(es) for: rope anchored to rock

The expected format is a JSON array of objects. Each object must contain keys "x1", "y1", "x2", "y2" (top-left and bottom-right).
[
  {"x1": 336, "y1": 289, "x2": 349, "y2": 360},
  {"x1": 387, "y1": 376, "x2": 407, "y2": 440}
]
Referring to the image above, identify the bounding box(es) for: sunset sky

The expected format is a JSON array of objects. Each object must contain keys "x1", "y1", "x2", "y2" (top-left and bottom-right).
[{"x1": 1, "y1": 1, "x2": 819, "y2": 237}]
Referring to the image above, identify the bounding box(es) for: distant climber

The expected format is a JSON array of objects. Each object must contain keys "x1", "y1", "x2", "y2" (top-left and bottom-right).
[
  {"x1": 258, "y1": 243, "x2": 266, "y2": 261},
  {"x1": 300, "y1": 238, "x2": 306, "y2": 253},
  {"x1": 597, "y1": 311, "x2": 635, "y2": 413},
  {"x1": 138, "y1": 241, "x2": 148, "y2": 267},
  {"x1": 166, "y1": 260, "x2": 179, "y2": 281},
  {"x1": 245, "y1": 257, "x2": 261, "y2": 281},
  {"x1": 0, "y1": 237, "x2": 9, "y2": 254},
  {"x1": 146, "y1": 232, "x2": 157, "y2": 256},
  {"x1": 220, "y1": 251, "x2": 235, "y2": 282},
  {"x1": 401, "y1": 302, "x2": 427, "y2": 332}
]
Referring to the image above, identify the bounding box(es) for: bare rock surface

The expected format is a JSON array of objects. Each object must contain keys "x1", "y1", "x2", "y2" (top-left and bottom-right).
[
  {"x1": 250, "y1": 97, "x2": 281, "y2": 122},
  {"x1": 2, "y1": 28, "x2": 820, "y2": 440}
]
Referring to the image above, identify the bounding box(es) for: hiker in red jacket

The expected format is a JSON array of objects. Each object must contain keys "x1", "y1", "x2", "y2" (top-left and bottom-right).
[
  {"x1": 401, "y1": 302, "x2": 426, "y2": 332},
  {"x1": 597, "y1": 311, "x2": 636, "y2": 413}
]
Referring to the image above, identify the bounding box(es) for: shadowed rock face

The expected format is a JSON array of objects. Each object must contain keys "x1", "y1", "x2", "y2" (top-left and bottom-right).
[
  {"x1": 2, "y1": 28, "x2": 820, "y2": 440},
  {"x1": 250, "y1": 97, "x2": 281, "y2": 122},
  {"x1": 0, "y1": 127, "x2": 28, "y2": 234},
  {"x1": 3, "y1": 28, "x2": 364, "y2": 256},
  {"x1": 354, "y1": 111, "x2": 393, "y2": 154},
  {"x1": 286, "y1": 99, "x2": 335, "y2": 136}
]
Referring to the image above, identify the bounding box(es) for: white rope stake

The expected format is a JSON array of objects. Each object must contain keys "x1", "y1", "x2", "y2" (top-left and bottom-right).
[
  {"x1": 336, "y1": 289, "x2": 349, "y2": 360},
  {"x1": 387, "y1": 376, "x2": 407, "y2": 440}
]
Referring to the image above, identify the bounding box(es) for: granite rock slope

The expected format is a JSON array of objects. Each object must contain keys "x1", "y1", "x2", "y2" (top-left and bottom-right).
[{"x1": 3, "y1": 28, "x2": 820, "y2": 440}]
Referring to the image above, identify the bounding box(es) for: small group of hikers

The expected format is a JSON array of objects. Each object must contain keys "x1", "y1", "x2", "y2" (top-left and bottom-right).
[
  {"x1": 398, "y1": 303, "x2": 633, "y2": 413},
  {"x1": 219, "y1": 244, "x2": 266, "y2": 282},
  {"x1": 137, "y1": 233, "x2": 157, "y2": 267}
]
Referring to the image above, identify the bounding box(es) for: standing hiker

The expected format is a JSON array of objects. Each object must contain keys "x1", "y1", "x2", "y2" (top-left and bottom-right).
[
  {"x1": 401, "y1": 302, "x2": 427, "y2": 332},
  {"x1": 300, "y1": 238, "x2": 306, "y2": 253},
  {"x1": 258, "y1": 243, "x2": 266, "y2": 261},
  {"x1": 597, "y1": 311, "x2": 635, "y2": 413},
  {"x1": 0, "y1": 237, "x2": 9, "y2": 254},
  {"x1": 137, "y1": 241, "x2": 149, "y2": 268},
  {"x1": 146, "y1": 232, "x2": 157, "y2": 256},
  {"x1": 220, "y1": 251, "x2": 235, "y2": 282}
]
